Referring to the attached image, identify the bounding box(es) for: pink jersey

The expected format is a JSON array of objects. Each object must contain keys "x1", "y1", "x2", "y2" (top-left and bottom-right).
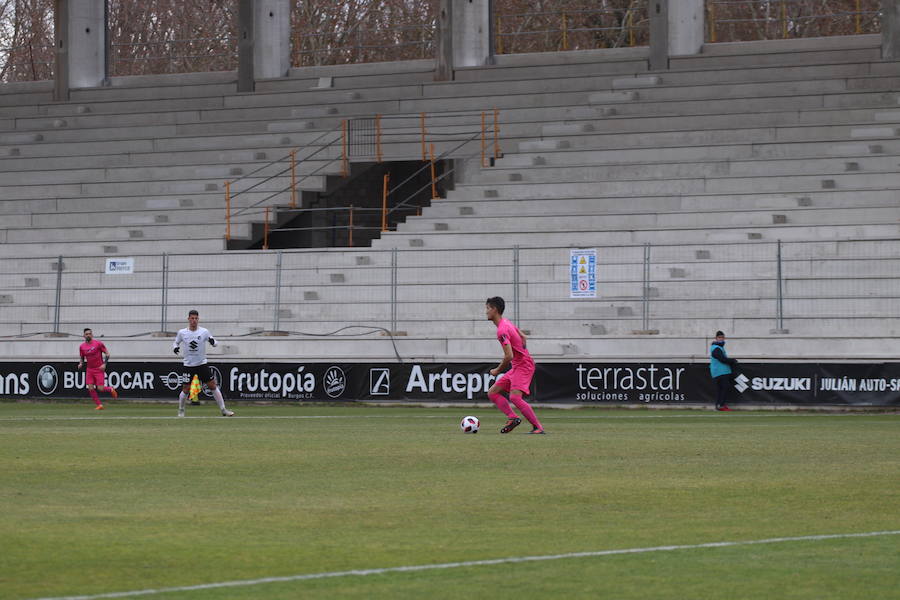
[
  {"x1": 496, "y1": 318, "x2": 534, "y2": 370},
  {"x1": 79, "y1": 340, "x2": 108, "y2": 369}
]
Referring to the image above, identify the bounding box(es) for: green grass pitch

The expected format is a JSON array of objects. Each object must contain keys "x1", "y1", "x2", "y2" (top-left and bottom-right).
[{"x1": 1, "y1": 403, "x2": 898, "y2": 599}]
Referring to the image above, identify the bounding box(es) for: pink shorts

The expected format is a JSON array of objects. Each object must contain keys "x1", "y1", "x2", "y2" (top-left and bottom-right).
[
  {"x1": 86, "y1": 367, "x2": 106, "y2": 387},
  {"x1": 495, "y1": 365, "x2": 535, "y2": 396}
]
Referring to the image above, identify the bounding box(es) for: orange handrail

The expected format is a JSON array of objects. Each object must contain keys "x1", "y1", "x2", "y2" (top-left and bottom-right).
[
  {"x1": 381, "y1": 173, "x2": 390, "y2": 232},
  {"x1": 225, "y1": 180, "x2": 231, "y2": 240}
]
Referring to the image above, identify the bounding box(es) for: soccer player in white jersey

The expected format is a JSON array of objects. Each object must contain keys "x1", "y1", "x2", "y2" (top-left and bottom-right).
[{"x1": 173, "y1": 309, "x2": 234, "y2": 417}]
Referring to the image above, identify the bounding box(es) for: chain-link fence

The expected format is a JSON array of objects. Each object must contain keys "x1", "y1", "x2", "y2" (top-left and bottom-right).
[{"x1": 1, "y1": 239, "x2": 895, "y2": 340}]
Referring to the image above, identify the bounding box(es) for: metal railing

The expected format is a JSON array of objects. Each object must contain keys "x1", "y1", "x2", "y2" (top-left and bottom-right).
[
  {"x1": 1, "y1": 239, "x2": 894, "y2": 339},
  {"x1": 292, "y1": 23, "x2": 437, "y2": 67},
  {"x1": 0, "y1": 2, "x2": 888, "y2": 82},
  {"x1": 495, "y1": 4, "x2": 651, "y2": 54},
  {"x1": 222, "y1": 110, "x2": 502, "y2": 249},
  {"x1": 109, "y1": 37, "x2": 238, "y2": 76},
  {"x1": 706, "y1": 0, "x2": 882, "y2": 42}
]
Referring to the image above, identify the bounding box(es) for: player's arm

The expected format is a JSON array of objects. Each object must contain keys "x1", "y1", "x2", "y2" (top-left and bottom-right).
[
  {"x1": 207, "y1": 332, "x2": 217, "y2": 347},
  {"x1": 100, "y1": 344, "x2": 110, "y2": 370},
  {"x1": 173, "y1": 331, "x2": 182, "y2": 355},
  {"x1": 490, "y1": 344, "x2": 513, "y2": 376},
  {"x1": 78, "y1": 349, "x2": 84, "y2": 370}
]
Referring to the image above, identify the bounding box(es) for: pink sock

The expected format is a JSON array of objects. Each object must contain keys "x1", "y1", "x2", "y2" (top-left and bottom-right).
[
  {"x1": 510, "y1": 394, "x2": 542, "y2": 430},
  {"x1": 489, "y1": 392, "x2": 517, "y2": 419},
  {"x1": 89, "y1": 389, "x2": 101, "y2": 406}
]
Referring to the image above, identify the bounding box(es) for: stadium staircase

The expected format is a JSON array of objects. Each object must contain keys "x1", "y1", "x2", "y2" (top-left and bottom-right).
[{"x1": 0, "y1": 35, "x2": 898, "y2": 364}]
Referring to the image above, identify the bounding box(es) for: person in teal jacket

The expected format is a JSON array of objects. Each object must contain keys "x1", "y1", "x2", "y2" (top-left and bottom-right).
[{"x1": 710, "y1": 330, "x2": 739, "y2": 411}]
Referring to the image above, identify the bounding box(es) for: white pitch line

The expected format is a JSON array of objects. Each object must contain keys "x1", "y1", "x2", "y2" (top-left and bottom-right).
[{"x1": 31, "y1": 530, "x2": 900, "y2": 600}]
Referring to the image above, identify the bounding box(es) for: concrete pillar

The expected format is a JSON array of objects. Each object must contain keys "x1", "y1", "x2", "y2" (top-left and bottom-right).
[
  {"x1": 435, "y1": 0, "x2": 491, "y2": 81},
  {"x1": 237, "y1": 0, "x2": 254, "y2": 92},
  {"x1": 648, "y1": 0, "x2": 669, "y2": 71},
  {"x1": 883, "y1": 0, "x2": 900, "y2": 60},
  {"x1": 649, "y1": 0, "x2": 705, "y2": 71},
  {"x1": 254, "y1": 0, "x2": 291, "y2": 79},
  {"x1": 435, "y1": 0, "x2": 453, "y2": 81},
  {"x1": 452, "y1": 0, "x2": 491, "y2": 68},
  {"x1": 668, "y1": 0, "x2": 704, "y2": 56},
  {"x1": 53, "y1": 0, "x2": 105, "y2": 100}
]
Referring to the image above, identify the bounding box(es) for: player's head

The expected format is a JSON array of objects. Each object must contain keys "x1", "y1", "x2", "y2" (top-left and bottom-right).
[
  {"x1": 715, "y1": 330, "x2": 725, "y2": 342},
  {"x1": 83, "y1": 328, "x2": 92, "y2": 341},
  {"x1": 188, "y1": 310, "x2": 199, "y2": 329},
  {"x1": 485, "y1": 296, "x2": 505, "y2": 320}
]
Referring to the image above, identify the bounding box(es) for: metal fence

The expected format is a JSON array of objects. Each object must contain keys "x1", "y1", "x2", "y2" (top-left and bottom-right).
[
  {"x1": 706, "y1": 0, "x2": 882, "y2": 42},
  {"x1": 0, "y1": 1, "x2": 887, "y2": 82},
  {"x1": 1, "y1": 239, "x2": 895, "y2": 340}
]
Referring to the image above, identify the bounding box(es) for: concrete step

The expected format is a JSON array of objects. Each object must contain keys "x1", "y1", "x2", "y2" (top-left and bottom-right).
[
  {"x1": 478, "y1": 155, "x2": 900, "y2": 184},
  {"x1": 450, "y1": 171, "x2": 900, "y2": 200},
  {"x1": 502, "y1": 137, "x2": 900, "y2": 168},
  {"x1": 372, "y1": 223, "x2": 900, "y2": 250},
  {"x1": 0, "y1": 237, "x2": 228, "y2": 258},
  {"x1": 4, "y1": 221, "x2": 249, "y2": 244},
  {"x1": 400, "y1": 206, "x2": 899, "y2": 234}
]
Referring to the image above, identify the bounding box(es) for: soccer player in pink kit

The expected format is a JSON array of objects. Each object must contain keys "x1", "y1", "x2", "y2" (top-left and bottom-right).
[
  {"x1": 485, "y1": 297, "x2": 545, "y2": 434},
  {"x1": 78, "y1": 328, "x2": 118, "y2": 410}
]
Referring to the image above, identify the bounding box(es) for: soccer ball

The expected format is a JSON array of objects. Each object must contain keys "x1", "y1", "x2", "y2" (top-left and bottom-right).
[{"x1": 460, "y1": 415, "x2": 480, "y2": 434}]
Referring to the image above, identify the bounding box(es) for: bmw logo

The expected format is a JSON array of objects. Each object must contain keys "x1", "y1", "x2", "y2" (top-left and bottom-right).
[
  {"x1": 37, "y1": 365, "x2": 58, "y2": 395},
  {"x1": 324, "y1": 366, "x2": 346, "y2": 398}
]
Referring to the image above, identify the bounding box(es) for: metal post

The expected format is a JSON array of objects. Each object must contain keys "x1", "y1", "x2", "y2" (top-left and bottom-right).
[
  {"x1": 290, "y1": 150, "x2": 297, "y2": 208},
  {"x1": 774, "y1": 239, "x2": 787, "y2": 334},
  {"x1": 225, "y1": 181, "x2": 232, "y2": 240},
  {"x1": 481, "y1": 111, "x2": 487, "y2": 167},
  {"x1": 391, "y1": 247, "x2": 398, "y2": 334},
  {"x1": 642, "y1": 243, "x2": 650, "y2": 331},
  {"x1": 382, "y1": 173, "x2": 390, "y2": 232},
  {"x1": 429, "y1": 144, "x2": 438, "y2": 199},
  {"x1": 513, "y1": 245, "x2": 520, "y2": 326},
  {"x1": 420, "y1": 113, "x2": 427, "y2": 162},
  {"x1": 273, "y1": 250, "x2": 283, "y2": 331},
  {"x1": 341, "y1": 120, "x2": 349, "y2": 177},
  {"x1": 160, "y1": 253, "x2": 168, "y2": 332},
  {"x1": 348, "y1": 205, "x2": 354, "y2": 248},
  {"x1": 263, "y1": 206, "x2": 270, "y2": 250},
  {"x1": 375, "y1": 115, "x2": 383, "y2": 163},
  {"x1": 53, "y1": 255, "x2": 64, "y2": 334},
  {"x1": 493, "y1": 108, "x2": 501, "y2": 160}
]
